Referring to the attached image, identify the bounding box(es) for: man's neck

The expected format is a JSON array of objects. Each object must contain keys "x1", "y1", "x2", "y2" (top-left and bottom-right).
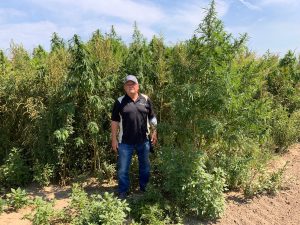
[{"x1": 127, "y1": 93, "x2": 139, "y2": 101}]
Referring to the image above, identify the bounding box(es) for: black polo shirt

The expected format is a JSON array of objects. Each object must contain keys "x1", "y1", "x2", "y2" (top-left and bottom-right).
[{"x1": 111, "y1": 94, "x2": 156, "y2": 145}]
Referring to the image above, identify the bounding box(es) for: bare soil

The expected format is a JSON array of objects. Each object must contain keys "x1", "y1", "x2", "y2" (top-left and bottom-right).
[
  {"x1": 0, "y1": 179, "x2": 118, "y2": 225},
  {"x1": 1, "y1": 144, "x2": 300, "y2": 225},
  {"x1": 205, "y1": 143, "x2": 300, "y2": 225}
]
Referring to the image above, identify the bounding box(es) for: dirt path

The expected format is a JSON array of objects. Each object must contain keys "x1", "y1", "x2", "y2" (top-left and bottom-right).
[
  {"x1": 1, "y1": 145, "x2": 300, "y2": 225},
  {"x1": 208, "y1": 144, "x2": 300, "y2": 225},
  {"x1": 0, "y1": 180, "x2": 117, "y2": 225}
]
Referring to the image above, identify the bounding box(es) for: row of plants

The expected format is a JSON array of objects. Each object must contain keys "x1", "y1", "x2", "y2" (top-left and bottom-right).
[
  {"x1": 0, "y1": 175, "x2": 286, "y2": 225},
  {"x1": 0, "y1": 185, "x2": 130, "y2": 225},
  {"x1": 1, "y1": 0, "x2": 300, "y2": 222}
]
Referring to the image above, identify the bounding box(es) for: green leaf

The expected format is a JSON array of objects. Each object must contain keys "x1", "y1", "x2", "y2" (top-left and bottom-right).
[{"x1": 87, "y1": 122, "x2": 99, "y2": 134}]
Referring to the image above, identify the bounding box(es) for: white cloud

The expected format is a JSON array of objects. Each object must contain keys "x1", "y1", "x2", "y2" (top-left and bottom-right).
[
  {"x1": 0, "y1": 8, "x2": 26, "y2": 23},
  {"x1": 227, "y1": 19, "x2": 300, "y2": 55},
  {"x1": 215, "y1": 0, "x2": 230, "y2": 17},
  {"x1": 0, "y1": 0, "x2": 231, "y2": 50},
  {"x1": 29, "y1": 0, "x2": 165, "y2": 25},
  {"x1": 260, "y1": 0, "x2": 298, "y2": 5},
  {"x1": 26, "y1": 0, "x2": 230, "y2": 44},
  {"x1": 155, "y1": 0, "x2": 229, "y2": 42},
  {"x1": 0, "y1": 0, "x2": 164, "y2": 50},
  {"x1": 24, "y1": 0, "x2": 165, "y2": 43},
  {"x1": 238, "y1": 0, "x2": 261, "y2": 10},
  {"x1": 171, "y1": 2, "x2": 207, "y2": 28},
  {"x1": 0, "y1": 21, "x2": 76, "y2": 52}
]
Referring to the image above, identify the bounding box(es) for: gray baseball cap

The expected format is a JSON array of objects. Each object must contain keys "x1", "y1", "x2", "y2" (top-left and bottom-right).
[{"x1": 124, "y1": 75, "x2": 138, "y2": 84}]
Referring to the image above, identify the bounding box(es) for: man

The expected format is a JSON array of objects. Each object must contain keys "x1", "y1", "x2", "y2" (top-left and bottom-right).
[{"x1": 111, "y1": 75, "x2": 157, "y2": 199}]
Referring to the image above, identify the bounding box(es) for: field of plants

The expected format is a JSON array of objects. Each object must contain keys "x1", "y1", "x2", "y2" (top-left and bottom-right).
[{"x1": 1, "y1": 1, "x2": 300, "y2": 224}]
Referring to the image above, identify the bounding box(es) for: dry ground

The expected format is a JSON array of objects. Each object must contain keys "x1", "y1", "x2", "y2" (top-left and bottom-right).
[
  {"x1": 206, "y1": 143, "x2": 300, "y2": 225},
  {"x1": 1, "y1": 144, "x2": 300, "y2": 225}
]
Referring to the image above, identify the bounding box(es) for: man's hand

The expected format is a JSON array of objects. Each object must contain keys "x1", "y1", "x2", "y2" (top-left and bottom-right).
[
  {"x1": 151, "y1": 130, "x2": 157, "y2": 145},
  {"x1": 112, "y1": 137, "x2": 118, "y2": 153}
]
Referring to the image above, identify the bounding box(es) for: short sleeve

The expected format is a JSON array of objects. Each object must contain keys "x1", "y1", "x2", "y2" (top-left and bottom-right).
[{"x1": 111, "y1": 100, "x2": 121, "y2": 122}]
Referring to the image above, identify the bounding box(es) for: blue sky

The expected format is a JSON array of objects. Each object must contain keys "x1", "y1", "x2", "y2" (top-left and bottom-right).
[{"x1": 0, "y1": 0, "x2": 299, "y2": 56}]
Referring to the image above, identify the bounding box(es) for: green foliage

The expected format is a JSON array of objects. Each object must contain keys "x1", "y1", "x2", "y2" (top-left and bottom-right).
[
  {"x1": 50, "y1": 32, "x2": 65, "y2": 52},
  {"x1": 70, "y1": 184, "x2": 130, "y2": 225},
  {"x1": 87, "y1": 121, "x2": 99, "y2": 135},
  {"x1": 267, "y1": 51, "x2": 300, "y2": 113},
  {"x1": 1, "y1": 0, "x2": 300, "y2": 221},
  {"x1": 158, "y1": 144, "x2": 226, "y2": 219},
  {"x1": 28, "y1": 197, "x2": 55, "y2": 225},
  {"x1": 0, "y1": 148, "x2": 31, "y2": 187},
  {"x1": 33, "y1": 163, "x2": 54, "y2": 186},
  {"x1": 271, "y1": 106, "x2": 299, "y2": 152},
  {"x1": 54, "y1": 128, "x2": 70, "y2": 142},
  {"x1": 124, "y1": 22, "x2": 151, "y2": 89},
  {"x1": 210, "y1": 144, "x2": 272, "y2": 190},
  {"x1": 211, "y1": 153, "x2": 252, "y2": 190},
  {"x1": 184, "y1": 165, "x2": 226, "y2": 219},
  {"x1": 290, "y1": 109, "x2": 300, "y2": 139},
  {"x1": 0, "y1": 197, "x2": 5, "y2": 214},
  {"x1": 243, "y1": 163, "x2": 287, "y2": 197},
  {"x1": 139, "y1": 204, "x2": 168, "y2": 225},
  {"x1": 70, "y1": 183, "x2": 89, "y2": 211},
  {"x1": 98, "y1": 162, "x2": 116, "y2": 182},
  {"x1": 86, "y1": 193, "x2": 130, "y2": 225},
  {"x1": 6, "y1": 187, "x2": 30, "y2": 210},
  {"x1": 129, "y1": 185, "x2": 179, "y2": 224}
]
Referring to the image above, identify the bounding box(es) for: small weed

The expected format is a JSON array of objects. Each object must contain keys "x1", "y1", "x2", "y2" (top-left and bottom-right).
[
  {"x1": 139, "y1": 203, "x2": 170, "y2": 225},
  {"x1": 26, "y1": 197, "x2": 55, "y2": 225},
  {"x1": 89, "y1": 192, "x2": 130, "y2": 225},
  {"x1": 33, "y1": 163, "x2": 54, "y2": 186},
  {"x1": 70, "y1": 187, "x2": 130, "y2": 225},
  {"x1": 0, "y1": 197, "x2": 6, "y2": 214},
  {"x1": 6, "y1": 187, "x2": 30, "y2": 210},
  {"x1": 97, "y1": 162, "x2": 116, "y2": 183},
  {"x1": 129, "y1": 185, "x2": 181, "y2": 224},
  {"x1": 70, "y1": 183, "x2": 89, "y2": 211},
  {"x1": 243, "y1": 162, "x2": 288, "y2": 197},
  {"x1": 0, "y1": 148, "x2": 31, "y2": 187}
]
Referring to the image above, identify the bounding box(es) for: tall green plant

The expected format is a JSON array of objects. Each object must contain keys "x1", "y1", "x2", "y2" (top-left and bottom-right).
[{"x1": 0, "y1": 148, "x2": 31, "y2": 187}]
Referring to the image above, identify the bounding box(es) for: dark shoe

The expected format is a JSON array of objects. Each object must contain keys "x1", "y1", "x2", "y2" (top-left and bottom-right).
[{"x1": 118, "y1": 192, "x2": 127, "y2": 200}]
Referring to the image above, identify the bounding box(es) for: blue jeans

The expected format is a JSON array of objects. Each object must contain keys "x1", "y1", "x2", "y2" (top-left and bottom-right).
[{"x1": 118, "y1": 141, "x2": 150, "y2": 194}]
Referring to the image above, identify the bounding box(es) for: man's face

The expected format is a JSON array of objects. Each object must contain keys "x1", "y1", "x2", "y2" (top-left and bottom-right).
[{"x1": 124, "y1": 81, "x2": 139, "y2": 95}]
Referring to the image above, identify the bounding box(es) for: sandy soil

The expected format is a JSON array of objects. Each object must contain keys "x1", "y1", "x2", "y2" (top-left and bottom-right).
[
  {"x1": 207, "y1": 143, "x2": 300, "y2": 225},
  {"x1": 0, "y1": 179, "x2": 117, "y2": 225},
  {"x1": 1, "y1": 144, "x2": 300, "y2": 225}
]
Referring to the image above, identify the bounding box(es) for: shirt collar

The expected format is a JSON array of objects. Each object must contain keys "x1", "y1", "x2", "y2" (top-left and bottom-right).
[{"x1": 125, "y1": 93, "x2": 141, "y2": 102}]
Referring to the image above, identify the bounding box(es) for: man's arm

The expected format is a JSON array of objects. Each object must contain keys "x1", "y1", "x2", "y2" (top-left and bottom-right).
[
  {"x1": 111, "y1": 121, "x2": 119, "y2": 153},
  {"x1": 111, "y1": 99, "x2": 121, "y2": 153},
  {"x1": 149, "y1": 118, "x2": 158, "y2": 145},
  {"x1": 148, "y1": 98, "x2": 158, "y2": 145}
]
